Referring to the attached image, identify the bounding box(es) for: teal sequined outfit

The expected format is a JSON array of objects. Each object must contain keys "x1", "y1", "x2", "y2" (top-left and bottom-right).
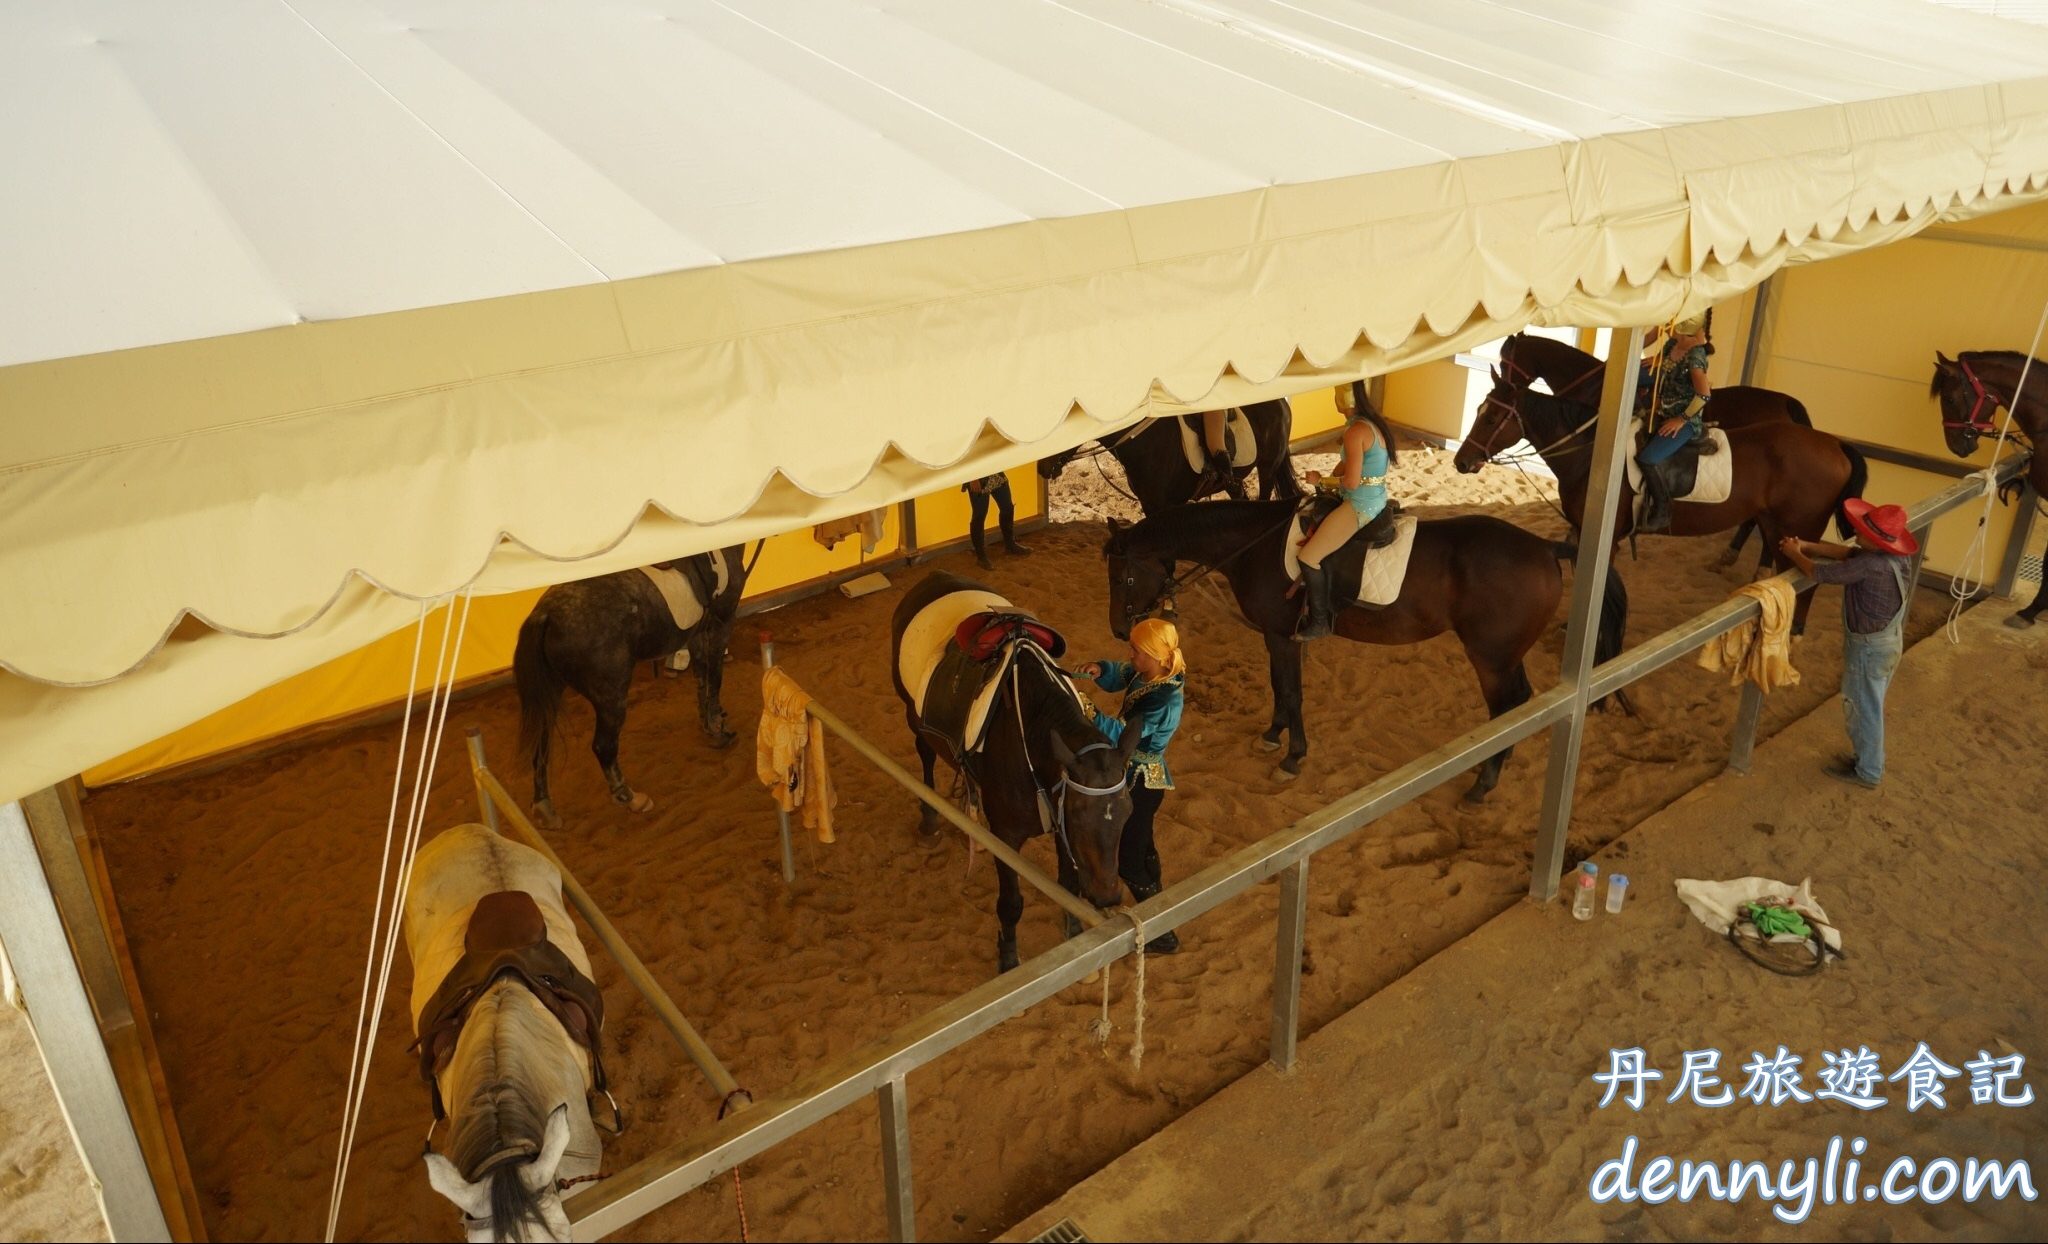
[{"x1": 1084, "y1": 661, "x2": 1185, "y2": 790}]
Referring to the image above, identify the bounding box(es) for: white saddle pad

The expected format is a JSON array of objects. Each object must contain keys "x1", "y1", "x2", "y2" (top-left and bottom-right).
[
  {"x1": 1178, "y1": 408, "x2": 1257, "y2": 472},
  {"x1": 1625, "y1": 428, "x2": 1733, "y2": 505},
  {"x1": 654, "y1": 550, "x2": 731, "y2": 671},
  {"x1": 898, "y1": 589, "x2": 1012, "y2": 713},
  {"x1": 1284, "y1": 513, "x2": 1420, "y2": 607}
]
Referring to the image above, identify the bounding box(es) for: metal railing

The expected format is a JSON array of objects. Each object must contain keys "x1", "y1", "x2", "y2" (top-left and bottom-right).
[{"x1": 535, "y1": 411, "x2": 2029, "y2": 1240}]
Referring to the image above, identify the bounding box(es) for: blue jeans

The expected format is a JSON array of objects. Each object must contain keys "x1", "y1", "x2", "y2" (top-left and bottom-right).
[
  {"x1": 1637, "y1": 424, "x2": 1695, "y2": 465},
  {"x1": 1841, "y1": 628, "x2": 1904, "y2": 783}
]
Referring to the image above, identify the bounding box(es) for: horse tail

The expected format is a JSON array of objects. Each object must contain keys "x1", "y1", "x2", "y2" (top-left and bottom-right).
[
  {"x1": 1783, "y1": 395, "x2": 1814, "y2": 428},
  {"x1": 514, "y1": 610, "x2": 563, "y2": 779},
  {"x1": 1549, "y1": 541, "x2": 1628, "y2": 702},
  {"x1": 1832, "y1": 442, "x2": 1870, "y2": 539},
  {"x1": 489, "y1": 1161, "x2": 546, "y2": 1243}
]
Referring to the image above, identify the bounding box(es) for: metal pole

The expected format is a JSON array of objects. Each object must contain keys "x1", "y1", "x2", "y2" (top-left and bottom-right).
[
  {"x1": 1996, "y1": 482, "x2": 2039, "y2": 600},
  {"x1": 1727, "y1": 681, "x2": 1765, "y2": 776},
  {"x1": 0, "y1": 800, "x2": 172, "y2": 1243},
  {"x1": 1739, "y1": 277, "x2": 1773, "y2": 387},
  {"x1": 759, "y1": 634, "x2": 798, "y2": 884},
  {"x1": 1530, "y1": 328, "x2": 1642, "y2": 903},
  {"x1": 468, "y1": 751, "x2": 747, "y2": 1105},
  {"x1": 801, "y1": 699, "x2": 1107, "y2": 930},
  {"x1": 1269, "y1": 858, "x2": 1309, "y2": 1072},
  {"x1": 464, "y1": 731, "x2": 500, "y2": 834},
  {"x1": 1906, "y1": 526, "x2": 1934, "y2": 601},
  {"x1": 877, "y1": 1074, "x2": 914, "y2": 1243}
]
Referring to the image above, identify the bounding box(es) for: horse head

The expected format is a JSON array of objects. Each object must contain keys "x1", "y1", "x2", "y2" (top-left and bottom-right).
[
  {"x1": 423, "y1": 983, "x2": 595, "y2": 1243},
  {"x1": 1455, "y1": 367, "x2": 1527, "y2": 474},
  {"x1": 1101, "y1": 518, "x2": 1176, "y2": 639},
  {"x1": 1048, "y1": 728, "x2": 1141, "y2": 908},
  {"x1": 1038, "y1": 443, "x2": 1085, "y2": 480},
  {"x1": 1930, "y1": 351, "x2": 1987, "y2": 458}
]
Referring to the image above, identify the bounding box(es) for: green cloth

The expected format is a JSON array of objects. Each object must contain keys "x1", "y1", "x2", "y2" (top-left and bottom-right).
[{"x1": 1746, "y1": 902, "x2": 1812, "y2": 939}]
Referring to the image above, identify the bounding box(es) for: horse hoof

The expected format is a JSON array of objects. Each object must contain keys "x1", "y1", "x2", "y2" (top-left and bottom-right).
[
  {"x1": 2006, "y1": 612, "x2": 2038, "y2": 630},
  {"x1": 1462, "y1": 784, "x2": 1493, "y2": 806},
  {"x1": 626, "y1": 791, "x2": 655, "y2": 814},
  {"x1": 1273, "y1": 763, "x2": 1300, "y2": 783},
  {"x1": 532, "y1": 801, "x2": 563, "y2": 831},
  {"x1": 707, "y1": 728, "x2": 738, "y2": 750},
  {"x1": 1254, "y1": 736, "x2": 1282, "y2": 755}
]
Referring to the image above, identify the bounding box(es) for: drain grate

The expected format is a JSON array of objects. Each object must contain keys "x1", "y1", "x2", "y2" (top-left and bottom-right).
[
  {"x1": 1030, "y1": 1218, "x2": 1093, "y2": 1243},
  {"x1": 2020, "y1": 552, "x2": 2043, "y2": 585}
]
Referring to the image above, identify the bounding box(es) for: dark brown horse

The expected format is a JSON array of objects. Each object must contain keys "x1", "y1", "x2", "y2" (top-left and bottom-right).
[
  {"x1": 1498, "y1": 332, "x2": 1815, "y2": 570},
  {"x1": 516, "y1": 546, "x2": 750, "y2": 828},
  {"x1": 1039, "y1": 400, "x2": 1303, "y2": 517},
  {"x1": 890, "y1": 571, "x2": 1139, "y2": 973},
  {"x1": 1932, "y1": 350, "x2": 2048, "y2": 628},
  {"x1": 1102, "y1": 500, "x2": 1606, "y2": 799},
  {"x1": 1457, "y1": 374, "x2": 1867, "y2": 636}
]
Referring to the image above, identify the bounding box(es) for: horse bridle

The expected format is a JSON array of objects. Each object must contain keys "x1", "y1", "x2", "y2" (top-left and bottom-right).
[
  {"x1": 1008, "y1": 649, "x2": 1127, "y2": 861},
  {"x1": 1469, "y1": 378, "x2": 1602, "y2": 465},
  {"x1": 1941, "y1": 358, "x2": 2003, "y2": 438}
]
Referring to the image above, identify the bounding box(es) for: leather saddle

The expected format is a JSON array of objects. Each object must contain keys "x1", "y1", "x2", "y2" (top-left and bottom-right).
[
  {"x1": 1300, "y1": 493, "x2": 1403, "y2": 552},
  {"x1": 414, "y1": 890, "x2": 607, "y2": 1120},
  {"x1": 922, "y1": 612, "x2": 1066, "y2": 771}
]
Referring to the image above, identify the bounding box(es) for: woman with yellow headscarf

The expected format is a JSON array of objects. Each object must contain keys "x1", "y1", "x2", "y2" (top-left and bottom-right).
[{"x1": 1074, "y1": 617, "x2": 1188, "y2": 953}]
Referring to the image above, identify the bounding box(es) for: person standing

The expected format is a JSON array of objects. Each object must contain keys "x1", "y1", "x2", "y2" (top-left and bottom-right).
[
  {"x1": 1074, "y1": 618, "x2": 1187, "y2": 953},
  {"x1": 963, "y1": 474, "x2": 1031, "y2": 570},
  {"x1": 1778, "y1": 499, "x2": 1920, "y2": 789}
]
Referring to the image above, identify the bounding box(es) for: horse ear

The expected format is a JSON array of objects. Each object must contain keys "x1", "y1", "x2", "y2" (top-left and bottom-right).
[
  {"x1": 1116, "y1": 725, "x2": 1142, "y2": 767},
  {"x1": 425, "y1": 1153, "x2": 491, "y2": 1219},
  {"x1": 522, "y1": 1105, "x2": 572, "y2": 1193},
  {"x1": 1490, "y1": 365, "x2": 1501, "y2": 384},
  {"x1": 1935, "y1": 351, "x2": 1954, "y2": 368},
  {"x1": 1049, "y1": 731, "x2": 1078, "y2": 771}
]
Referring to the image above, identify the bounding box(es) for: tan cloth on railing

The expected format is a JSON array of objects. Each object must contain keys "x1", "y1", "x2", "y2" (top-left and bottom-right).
[
  {"x1": 1697, "y1": 577, "x2": 1801, "y2": 693},
  {"x1": 812, "y1": 508, "x2": 887, "y2": 555},
  {"x1": 757, "y1": 667, "x2": 836, "y2": 842}
]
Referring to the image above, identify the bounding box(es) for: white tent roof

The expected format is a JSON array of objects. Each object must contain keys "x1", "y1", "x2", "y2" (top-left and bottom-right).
[{"x1": 4, "y1": 0, "x2": 2048, "y2": 802}]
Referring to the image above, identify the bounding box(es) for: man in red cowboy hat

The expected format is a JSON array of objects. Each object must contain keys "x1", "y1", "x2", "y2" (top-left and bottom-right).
[{"x1": 1778, "y1": 500, "x2": 1920, "y2": 790}]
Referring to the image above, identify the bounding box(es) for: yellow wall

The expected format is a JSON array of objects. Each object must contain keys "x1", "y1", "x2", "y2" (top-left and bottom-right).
[
  {"x1": 1288, "y1": 386, "x2": 1345, "y2": 441},
  {"x1": 912, "y1": 464, "x2": 1043, "y2": 546},
  {"x1": 1380, "y1": 358, "x2": 1470, "y2": 441}
]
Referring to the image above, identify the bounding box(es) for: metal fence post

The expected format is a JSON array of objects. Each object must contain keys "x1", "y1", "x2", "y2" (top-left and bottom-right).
[
  {"x1": 1269, "y1": 857, "x2": 1310, "y2": 1072},
  {"x1": 464, "y1": 729, "x2": 500, "y2": 834},
  {"x1": 759, "y1": 632, "x2": 797, "y2": 884},
  {"x1": 877, "y1": 1074, "x2": 914, "y2": 1242},
  {"x1": 1995, "y1": 482, "x2": 2038, "y2": 600},
  {"x1": 1529, "y1": 328, "x2": 1642, "y2": 903},
  {"x1": 0, "y1": 800, "x2": 172, "y2": 1243},
  {"x1": 1906, "y1": 526, "x2": 1934, "y2": 601},
  {"x1": 1727, "y1": 681, "x2": 1765, "y2": 775}
]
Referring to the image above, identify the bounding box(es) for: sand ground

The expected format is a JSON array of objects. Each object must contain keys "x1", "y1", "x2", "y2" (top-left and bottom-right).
[
  {"x1": 1006, "y1": 601, "x2": 2047, "y2": 1242},
  {"x1": 54, "y1": 447, "x2": 1972, "y2": 1241},
  {"x1": 0, "y1": 995, "x2": 112, "y2": 1242}
]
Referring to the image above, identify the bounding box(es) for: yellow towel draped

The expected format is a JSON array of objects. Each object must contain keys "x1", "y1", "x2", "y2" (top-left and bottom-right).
[
  {"x1": 757, "y1": 667, "x2": 836, "y2": 842},
  {"x1": 1697, "y1": 577, "x2": 1802, "y2": 693}
]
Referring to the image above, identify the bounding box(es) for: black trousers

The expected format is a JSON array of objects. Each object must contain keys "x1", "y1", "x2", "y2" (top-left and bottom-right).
[
  {"x1": 968, "y1": 481, "x2": 1017, "y2": 551},
  {"x1": 1121, "y1": 783, "x2": 1166, "y2": 892}
]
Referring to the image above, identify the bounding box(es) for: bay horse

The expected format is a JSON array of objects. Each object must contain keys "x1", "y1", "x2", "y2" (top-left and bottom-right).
[
  {"x1": 1101, "y1": 501, "x2": 1609, "y2": 799},
  {"x1": 890, "y1": 571, "x2": 1140, "y2": 973},
  {"x1": 1457, "y1": 374, "x2": 1867, "y2": 636},
  {"x1": 407, "y1": 824, "x2": 605, "y2": 1243},
  {"x1": 1931, "y1": 350, "x2": 2048, "y2": 628},
  {"x1": 1039, "y1": 399, "x2": 1303, "y2": 517},
  {"x1": 1498, "y1": 332, "x2": 1816, "y2": 570},
  {"x1": 515, "y1": 546, "x2": 750, "y2": 828}
]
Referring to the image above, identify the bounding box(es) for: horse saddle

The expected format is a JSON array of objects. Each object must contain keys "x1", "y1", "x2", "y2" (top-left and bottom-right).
[
  {"x1": 1283, "y1": 499, "x2": 1418, "y2": 608},
  {"x1": 1625, "y1": 428, "x2": 1733, "y2": 505},
  {"x1": 413, "y1": 890, "x2": 607, "y2": 1120},
  {"x1": 920, "y1": 613, "x2": 1068, "y2": 770},
  {"x1": 1177, "y1": 409, "x2": 1257, "y2": 472}
]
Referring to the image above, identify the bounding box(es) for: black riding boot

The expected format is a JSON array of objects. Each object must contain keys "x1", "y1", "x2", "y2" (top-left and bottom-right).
[
  {"x1": 1296, "y1": 564, "x2": 1336, "y2": 640},
  {"x1": 998, "y1": 510, "x2": 1031, "y2": 559},
  {"x1": 1637, "y1": 461, "x2": 1675, "y2": 534},
  {"x1": 970, "y1": 530, "x2": 994, "y2": 570},
  {"x1": 1201, "y1": 448, "x2": 1246, "y2": 500}
]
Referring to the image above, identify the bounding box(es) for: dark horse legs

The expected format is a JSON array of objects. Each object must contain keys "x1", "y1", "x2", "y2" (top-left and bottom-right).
[
  {"x1": 587, "y1": 668, "x2": 650, "y2": 813},
  {"x1": 2013, "y1": 573, "x2": 2048, "y2": 629},
  {"x1": 1257, "y1": 632, "x2": 1310, "y2": 775},
  {"x1": 994, "y1": 861, "x2": 1024, "y2": 972},
  {"x1": 1462, "y1": 648, "x2": 1535, "y2": 802}
]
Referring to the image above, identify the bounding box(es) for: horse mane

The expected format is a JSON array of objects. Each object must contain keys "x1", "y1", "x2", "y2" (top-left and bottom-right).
[
  {"x1": 445, "y1": 986, "x2": 564, "y2": 1243},
  {"x1": 1107, "y1": 499, "x2": 1292, "y2": 561},
  {"x1": 1501, "y1": 381, "x2": 1592, "y2": 448}
]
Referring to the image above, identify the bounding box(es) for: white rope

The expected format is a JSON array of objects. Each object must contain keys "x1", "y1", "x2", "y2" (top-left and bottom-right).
[
  {"x1": 323, "y1": 599, "x2": 428, "y2": 1242},
  {"x1": 325, "y1": 588, "x2": 475, "y2": 1241},
  {"x1": 1089, "y1": 908, "x2": 1149, "y2": 1071},
  {"x1": 1943, "y1": 297, "x2": 2048, "y2": 645}
]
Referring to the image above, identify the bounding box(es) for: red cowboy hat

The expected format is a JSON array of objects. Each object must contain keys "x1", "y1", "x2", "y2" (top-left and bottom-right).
[{"x1": 1841, "y1": 498, "x2": 1919, "y2": 556}]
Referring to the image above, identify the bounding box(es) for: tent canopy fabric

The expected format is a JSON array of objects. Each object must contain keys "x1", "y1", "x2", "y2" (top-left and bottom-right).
[{"x1": 5, "y1": 0, "x2": 2048, "y2": 803}]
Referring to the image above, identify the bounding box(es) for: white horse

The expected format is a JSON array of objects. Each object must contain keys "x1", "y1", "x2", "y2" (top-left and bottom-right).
[{"x1": 405, "y1": 824, "x2": 604, "y2": 1242}]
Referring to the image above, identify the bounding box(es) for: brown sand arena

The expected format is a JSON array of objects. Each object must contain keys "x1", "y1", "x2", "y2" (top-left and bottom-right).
[
  {"x1": 0, "y1": 994, "x2": 109, "y2": 1242},
  {"x1": 81, "y1": 447, "x2": 1964, "y2": 1242}
]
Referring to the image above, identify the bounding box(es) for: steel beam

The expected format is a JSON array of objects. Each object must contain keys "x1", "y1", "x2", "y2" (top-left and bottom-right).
[
  {"x1": 0, "y1": 800, "x2": 169, "y2": 1242},
  {"x1": 1996, "y1": 482, "x2": 2040, "y2": 600},
  {"x1": 878, "y1": 1075, "x2": 914, "y2": 1243},
  {"x1": 1530, "y1": 329, "x2": 1642, "y2": 902},
  {"x1": 1269, "y1": 858, "x2": 1309, "y2": 1072}
]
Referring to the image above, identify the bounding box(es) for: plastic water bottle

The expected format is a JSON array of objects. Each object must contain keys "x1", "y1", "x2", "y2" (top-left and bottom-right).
[
  {"x1": 1571, "y1": 862, "x2": 1598, "y2": 921},
  {"x1": 1607, "y1": 874, "x2": 1629, "y2": 914}
]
